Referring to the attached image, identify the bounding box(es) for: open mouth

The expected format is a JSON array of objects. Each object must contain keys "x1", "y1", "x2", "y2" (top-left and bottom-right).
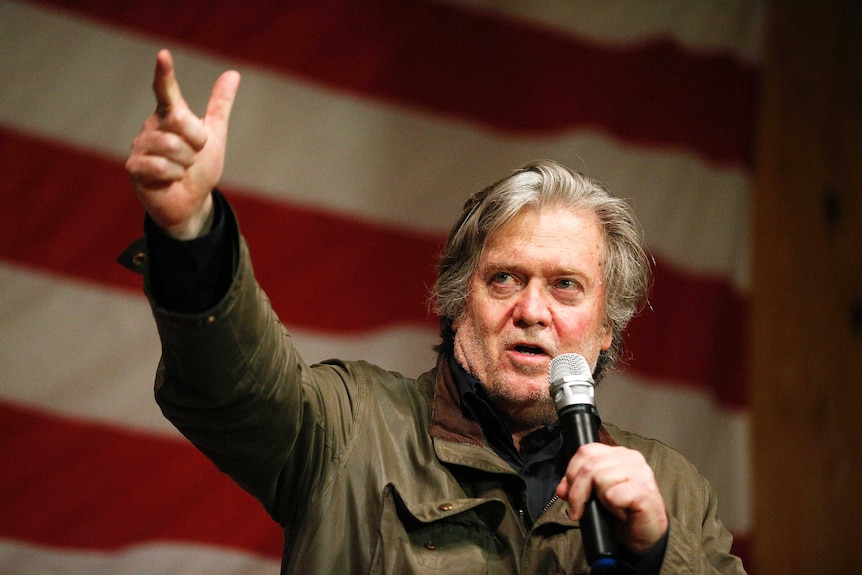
[{"x1": 514, "y1": 344, "x2": 546, "y2": 356}]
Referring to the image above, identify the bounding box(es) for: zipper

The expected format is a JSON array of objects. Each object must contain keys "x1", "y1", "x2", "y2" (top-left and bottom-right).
[
  {"x1": 542, "y1": 494, "x2": 559, "y2": 515},
  {"x1": 520, "y1": 495, "x2": 560, "y2": 533},
  {"x1": 518, "y1": 507, "x2": 528, "y2": 531}
]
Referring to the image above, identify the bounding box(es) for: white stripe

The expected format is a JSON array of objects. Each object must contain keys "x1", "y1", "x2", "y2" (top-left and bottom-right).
[
  {"x1": 0, "y1": 0, "x2": 751, "y2": 288},
  {"x1": 599, "y1": 370, "x2": 751, "y2": 532},
  {"x1": 0, "y1": 539, "x2": 279, "y2": 575},
  {"x1": 442, "y1": 0, "x2": 765, "y2": 64},
  {"x1": 0, "y1": 263, "x2": 437, "y2": 437},
  {"x1": 1, "y1": 263, "x2": 748, "y2": 532},
  {"x1": 0, "y1": 264, "x2": 174, "y2": 435}
]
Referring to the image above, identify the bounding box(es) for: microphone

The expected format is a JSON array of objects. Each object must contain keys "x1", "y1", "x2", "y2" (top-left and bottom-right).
[{"x1": 550, "y1": 353, "x2": 618, "y2": 572}]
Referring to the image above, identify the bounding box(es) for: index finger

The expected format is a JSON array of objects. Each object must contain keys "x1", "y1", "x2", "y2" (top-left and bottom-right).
[{"x1": 153, "y1": 49, "x2": 184, "y2": 117}]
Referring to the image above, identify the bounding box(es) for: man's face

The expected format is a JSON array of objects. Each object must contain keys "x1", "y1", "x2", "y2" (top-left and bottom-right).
[{"x1": 452, "y1": 206, "x2": 612, "y2": 432}]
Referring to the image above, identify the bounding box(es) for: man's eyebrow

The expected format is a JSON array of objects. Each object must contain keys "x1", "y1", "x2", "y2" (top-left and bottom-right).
[{"x1": 482, "y1": 260, "x2": 518, "y2": 272}]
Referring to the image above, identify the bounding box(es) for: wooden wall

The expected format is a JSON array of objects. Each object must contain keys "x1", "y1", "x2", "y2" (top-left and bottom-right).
[{"x1": 751, "y1": 2, "x2": 862, "y2": 572}]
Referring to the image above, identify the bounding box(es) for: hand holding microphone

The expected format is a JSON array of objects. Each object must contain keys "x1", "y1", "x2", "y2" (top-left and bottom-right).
[
  {"x1": 550, "y1": 353, "x2": 669, "y2": 568},
  {"x1": 550, "y1": 353, "x2": 619, "y2": 571}
]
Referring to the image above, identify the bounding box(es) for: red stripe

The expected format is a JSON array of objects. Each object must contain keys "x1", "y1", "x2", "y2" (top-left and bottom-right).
[
  {"x1": 232, "y1": 190, "x2": 444, "y2": 335},
  {"x1": 730, "y1": 534, "x2": 752, "y2": 573},
  {"x1": 0, "y1": 127, "x2": 442, "y2": 332},
  {"x1": 624, "y1": 260, "x2": 748, "y2": 407},
  {"x1": 0, "y1": 401, "x2": 752, "y2": 561},
  {"x1": 0, "y1": 401, "x2": 282, "y2": 556},
  {"x1": 0, "y1": 128, "x2": 747, "y2": 406},
  {"x1": 37, "y1": 0, "x2": 758, "y2": 166}
]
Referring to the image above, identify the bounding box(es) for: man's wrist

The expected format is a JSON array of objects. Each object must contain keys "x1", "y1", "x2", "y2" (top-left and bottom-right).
[{"x1": 161, "y1": 194, "x2": 215, "y2": 240}]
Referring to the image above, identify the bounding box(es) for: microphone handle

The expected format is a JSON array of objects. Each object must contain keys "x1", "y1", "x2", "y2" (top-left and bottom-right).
[{"x1": 559, "y1": 403, "x2": 619, "y2": 571}]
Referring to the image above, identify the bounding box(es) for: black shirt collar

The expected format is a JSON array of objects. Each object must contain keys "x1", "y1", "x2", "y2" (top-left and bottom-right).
[{"x1": 447, "y1": 354, "x2": 561, "y2": 467}]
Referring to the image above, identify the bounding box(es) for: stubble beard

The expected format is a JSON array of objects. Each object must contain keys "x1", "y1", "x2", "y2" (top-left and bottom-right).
[
  {"x1": 468, "y1": 353, "x2": 557, "y2": 431},
  {"x1": 455, "y1": 325, "x2": 559, "y2": 431},
  {"x1": 483, "y1": 372, "x2": 559, "y2": 430}
]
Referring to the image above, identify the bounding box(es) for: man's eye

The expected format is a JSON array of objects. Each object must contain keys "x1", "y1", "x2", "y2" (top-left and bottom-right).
[
  {"x1": 492, "y1": 272, "x2": 513, "y2": 284},
  {"x1": 556, "y1": 278, "x2": 580, "y2": 291}
]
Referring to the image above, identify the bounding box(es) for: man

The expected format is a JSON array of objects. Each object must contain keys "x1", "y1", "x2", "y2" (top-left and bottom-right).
[{"x1": 123, "y1": 50, "x2": 746, "y2": 574}]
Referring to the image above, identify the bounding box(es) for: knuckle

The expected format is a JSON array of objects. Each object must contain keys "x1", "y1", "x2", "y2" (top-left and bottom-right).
[{"x1": 160, "y1": 132, "x2": 182, "y2": 154}]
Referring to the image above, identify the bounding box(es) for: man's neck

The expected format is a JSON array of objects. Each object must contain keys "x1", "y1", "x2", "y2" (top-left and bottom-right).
[{"x1": 510, "y1": 425, "x2": 543, "y2": 452}]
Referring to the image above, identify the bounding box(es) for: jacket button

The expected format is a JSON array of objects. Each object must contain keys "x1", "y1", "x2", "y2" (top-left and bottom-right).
[
  {"x1": 438, "y1": 503, "x2": 453, "y2": 511},
  {"x1": 132, "y1": 252, "x2": 147, "y2": 267},
  {"x1": 425, "y1": 541, "x2": 437, "y2": 551}
]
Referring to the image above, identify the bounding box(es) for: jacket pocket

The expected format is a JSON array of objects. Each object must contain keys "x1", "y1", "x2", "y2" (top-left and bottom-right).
[{"x1": 370, "y1": 484, "x2": 511, "y2": 574}]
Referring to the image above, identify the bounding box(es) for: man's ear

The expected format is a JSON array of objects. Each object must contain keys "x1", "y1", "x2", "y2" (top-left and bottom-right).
[{"x1": 601, "y1": 323, "x2": 613, "y2": 351}]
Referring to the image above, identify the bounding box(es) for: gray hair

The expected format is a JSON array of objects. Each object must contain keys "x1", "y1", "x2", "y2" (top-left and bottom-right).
[{"x1": 430, "y1": 159, "x2": 651, "y2": 380}]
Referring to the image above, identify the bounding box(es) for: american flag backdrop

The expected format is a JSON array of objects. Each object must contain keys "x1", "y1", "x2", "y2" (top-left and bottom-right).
[{"x1": 0, "y1": 0, "x2": 762, "y2": 572}]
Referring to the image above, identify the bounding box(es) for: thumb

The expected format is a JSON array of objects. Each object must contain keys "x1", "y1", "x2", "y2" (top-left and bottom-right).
[{"x1": 204, "y1": 69, "x2": 241, "y2": 140}]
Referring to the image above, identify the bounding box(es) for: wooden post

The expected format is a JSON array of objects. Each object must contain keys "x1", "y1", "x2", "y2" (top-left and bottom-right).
[{"x1": 751, "y1": 2, "x2": 862, "y2": 573}]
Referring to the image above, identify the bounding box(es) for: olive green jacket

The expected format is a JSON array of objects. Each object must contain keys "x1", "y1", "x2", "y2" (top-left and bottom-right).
[{"x1": 140, "y1": 237, "x2": 745, "y2": 574}]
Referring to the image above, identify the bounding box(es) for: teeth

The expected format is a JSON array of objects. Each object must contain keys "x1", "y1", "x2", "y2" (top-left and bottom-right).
[{"x1": 516, "y1": 346, "x2": 542, "y2": 355}]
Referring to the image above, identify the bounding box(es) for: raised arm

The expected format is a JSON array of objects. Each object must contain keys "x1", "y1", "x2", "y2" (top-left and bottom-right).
[{"x1": 125, "y1": 49, "x2": 240, "y2": 239}]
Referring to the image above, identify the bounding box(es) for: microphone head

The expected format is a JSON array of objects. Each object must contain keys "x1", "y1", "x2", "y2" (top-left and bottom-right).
[
  {"x1": 549, "y1": 353, "x2": 596, "y2": 410},
  {"x1": 549, "y1": 353, "x2": 592, "y2": 384}
]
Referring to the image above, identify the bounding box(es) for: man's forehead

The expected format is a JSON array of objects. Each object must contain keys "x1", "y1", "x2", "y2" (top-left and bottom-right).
[
  {"x1": 483, "y1": 207, "x2": 605, "y2": 251},
  {"x1": 478, "y1": 211, "x2": 605, "y2": 275}
]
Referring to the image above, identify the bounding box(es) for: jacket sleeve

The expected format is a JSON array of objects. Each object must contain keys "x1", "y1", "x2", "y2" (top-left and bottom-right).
[
  {"x1": 606, "y1": 425, "x2": 747, "y2": 574},
  {"x1": 146, "y1": 231, "x2": 362, "y2": 528},
  {"x1": 659, "y1": 474, "x2": 747, "y2": 574}
]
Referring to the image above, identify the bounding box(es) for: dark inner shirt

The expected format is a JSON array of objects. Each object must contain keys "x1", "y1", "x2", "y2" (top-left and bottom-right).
[{"x1": 448, "y1": 354, "x2": 563, "y2": 524}]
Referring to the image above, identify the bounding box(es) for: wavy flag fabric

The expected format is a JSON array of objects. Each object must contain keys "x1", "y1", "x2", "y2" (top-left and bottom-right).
[{"x1": 0, "y1": 0, "x2": 762, "y2": 572}]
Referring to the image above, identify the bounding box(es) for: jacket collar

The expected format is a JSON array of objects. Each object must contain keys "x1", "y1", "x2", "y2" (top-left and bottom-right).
[{"x1": 429, "y1": 353, "x2": 484, "y2": 446}]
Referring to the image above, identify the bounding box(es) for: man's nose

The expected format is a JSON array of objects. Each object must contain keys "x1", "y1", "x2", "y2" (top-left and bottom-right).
[{"x1": 512, "y1": 282, "x2": 552, "y2": 327}]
